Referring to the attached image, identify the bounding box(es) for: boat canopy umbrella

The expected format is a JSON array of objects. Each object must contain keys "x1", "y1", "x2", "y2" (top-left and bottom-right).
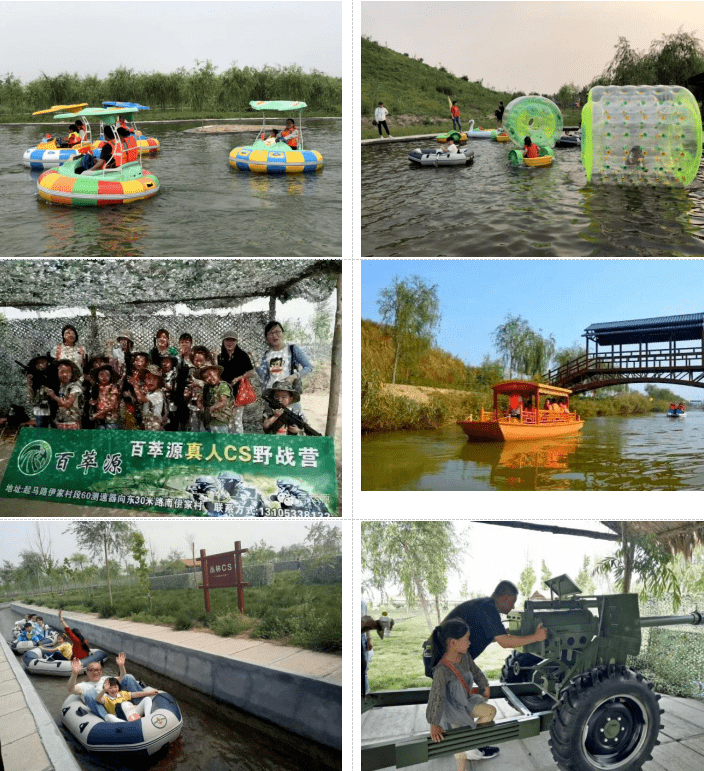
[
  {"x1": 54, "y1": 107, "x2": 123, "y2": 125},
  {"x1": 491, "y1": 380, "x2": 574, "y2": 409},
  {"x1": 249, "y1": 100, "x2": 308, "y2": 151},
  {"x1": 102, "y1": 101, "x2": 150, "y2": 111},
  {"x1": 32, "y1": 103, "x2": 88, "y2": 116}
]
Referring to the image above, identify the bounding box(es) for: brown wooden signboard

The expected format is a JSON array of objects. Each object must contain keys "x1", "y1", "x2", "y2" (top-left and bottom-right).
[{"x1": 200, "y1": 541, "x2": 249, "y2": 614}]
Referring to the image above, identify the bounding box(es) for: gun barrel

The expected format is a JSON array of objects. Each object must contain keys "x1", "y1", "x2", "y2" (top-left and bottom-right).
[{"x1": 639, "y1": 611, "x2": 704, "y2": 628}]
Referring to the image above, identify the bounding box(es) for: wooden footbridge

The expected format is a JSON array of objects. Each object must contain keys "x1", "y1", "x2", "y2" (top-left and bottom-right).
[{"x1": 545, "y1": 312, "x2": 704, "y2": 394}]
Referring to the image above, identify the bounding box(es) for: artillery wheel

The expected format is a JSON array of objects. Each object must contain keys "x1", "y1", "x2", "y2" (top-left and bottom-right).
[
  {"x1": 549, "y1": 665, "x2": 662, "y2": 771},
  {"x1": 500, "y1": 651, "x2": 554, "y2": 712}
]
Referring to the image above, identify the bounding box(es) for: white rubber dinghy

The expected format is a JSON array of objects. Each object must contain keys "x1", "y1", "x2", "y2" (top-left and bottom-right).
[
  {"x1": 21, "y1": 648, "x2": 107, "y2": 676},
  {"x1": 61, "y1": 691, "x2": 183, "y2": 756},
  {"x1": 408, "y1": 148, "x2": 475, "y2": 166}
]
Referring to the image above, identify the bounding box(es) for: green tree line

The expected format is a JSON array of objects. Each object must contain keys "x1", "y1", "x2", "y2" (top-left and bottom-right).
[
  {"x1": 551, "y1": 30, "x2": 704, "y2": 109},
  {"x1": 0, "y1": 60, "x2": 342, "y2": 119}
]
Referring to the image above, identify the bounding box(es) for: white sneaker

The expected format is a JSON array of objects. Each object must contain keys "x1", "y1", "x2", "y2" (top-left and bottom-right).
[{"x1": 466, "y1": 747, "x2": 500, "y2": 761}]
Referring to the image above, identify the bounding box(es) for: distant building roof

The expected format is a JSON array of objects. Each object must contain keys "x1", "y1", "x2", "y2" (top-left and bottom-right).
[{"x1": 584, "y1": 312, "x2": 704, "y2": 346}]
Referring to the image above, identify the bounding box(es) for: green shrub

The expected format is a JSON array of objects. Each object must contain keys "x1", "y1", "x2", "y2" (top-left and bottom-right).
[
  {"x1": 211, "y1": 612, "x2": 254, "y2": 637},
  {"x1": 173, "y1": 611, "x2": 195, "y2": 631}
]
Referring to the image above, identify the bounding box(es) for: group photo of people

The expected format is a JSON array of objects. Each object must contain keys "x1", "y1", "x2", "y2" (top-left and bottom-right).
[{"x1": 22, "y1": 319, "x2": 318, "y2": 437}]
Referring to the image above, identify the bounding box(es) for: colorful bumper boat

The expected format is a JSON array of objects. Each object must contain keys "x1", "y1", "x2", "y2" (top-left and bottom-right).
[
  {"x1": 61, "y1": 690, "x2": 183, "y2": 756},
  {"x1": 97, "y1": 102, "x2": 160, "y2": 154},
  {"x1": 22, "y1": 648, "x2": 107, "y2": 676},
  {"x1": 22, "y1": 103, "x2": 94, "y2": 170},
  {"x1": 37, "y1": 107, "x2": 160, "y2": 206},
  {"x1": 229, "y1": 100, "x2": 323, "y2": 173}
]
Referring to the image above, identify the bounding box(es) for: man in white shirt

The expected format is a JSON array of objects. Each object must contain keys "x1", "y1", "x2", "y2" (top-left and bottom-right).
[{"x1": 374, "y1": 102, "x2": 391, "y2": 137}]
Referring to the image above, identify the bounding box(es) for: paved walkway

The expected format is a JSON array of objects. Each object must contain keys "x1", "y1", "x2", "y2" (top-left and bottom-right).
[
  {"x1": 33, "y1": 606, "x2": 342, "y2": 684},
  {"x1": 362, "y1": 689, "x2": 704, "y2": 771},
  {"x1": 0, "y1": 634, "x2": 81, "y2": 771}
]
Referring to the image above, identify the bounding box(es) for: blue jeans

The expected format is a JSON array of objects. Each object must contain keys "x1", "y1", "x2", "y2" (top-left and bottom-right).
[
  {"x1": 452, "y1": 117, "x2": 462, "y2": 131},
  {"x1": 84, "y1": 674, "x2": 142, "y2": 718},
  {"x1": 97, "y1": 423, "x2": 119, "y2": 430}
]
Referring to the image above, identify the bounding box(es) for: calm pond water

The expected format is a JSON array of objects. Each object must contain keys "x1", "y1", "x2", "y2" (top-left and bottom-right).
[
  {"x1": 361, "y1": 411, "x2": 704, "y2": 491},
  {"x1": 361, "y1": 138, "x2": 704, "y2": 256},
  {"x1": 0, "y1": 121, "x2": 341, "y2": 257},
  {"x1": 1, "y1": 608, "x2": 338, "y2": 771}
]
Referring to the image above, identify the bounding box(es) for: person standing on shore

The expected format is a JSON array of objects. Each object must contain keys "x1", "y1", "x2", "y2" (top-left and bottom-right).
[
  {"x1": 495, "y1": 101, "x2": 505, "y2": 128},
  {"x1": 374, "y1": 102, "x2": 392, "y2": 138},
  {"x1": 450, "y1": 101, "x2": 462, "y2": 132}
]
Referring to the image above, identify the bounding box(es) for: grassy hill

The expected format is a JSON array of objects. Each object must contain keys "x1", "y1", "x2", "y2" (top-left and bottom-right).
[{"x1": 361, "y1": 36, "x2": 581, "y2": 137}]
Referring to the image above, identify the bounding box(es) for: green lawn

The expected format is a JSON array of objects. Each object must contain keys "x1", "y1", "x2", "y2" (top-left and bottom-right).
[{"x1": 366, "y1": 610, "x2": 511, "y2": 692}]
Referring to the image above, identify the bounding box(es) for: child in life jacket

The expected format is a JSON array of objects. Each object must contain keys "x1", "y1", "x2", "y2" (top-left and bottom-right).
[
  {"x1": 523, "y1": 136, "x2": 540, "y2": 159},
  {"x1": 96, "y1": 677, "x2": 158, "y2": 722},
  {"x1": 426, "y1": 619, "x2": 498, "y2": 767}
]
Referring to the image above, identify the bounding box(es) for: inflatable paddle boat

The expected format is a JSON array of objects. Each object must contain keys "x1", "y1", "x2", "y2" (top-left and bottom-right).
[
  {"x1": 465, "y1": 120, "x2": 496, "y2": 139},
  {"x1": 37, "y1": 107, "x2": 160, "y2": 206},
  {"x1": 408, "y1": 147, "x2": 475, "y2": 166},
  {"x1": 229, "y1": 100, "x2": 323, "y2": 173},
  {"x1": 507, "y1": 147, "x2": 555, "y2": 167},
  {"x1": 436, "y1": 131, "x2": 467, "y2": 144},
  {"x1": 61, "y1": 690, "x2": 183, "y2": 756},
  {"x1": 494, "y1": 133, "x2": 510, "y2": 143},
  {"x1": 22, "y1": 103, "x2": 94, "y2": 170},
  {"x1": 556, "y1": 132, "x2": 581, "y2": 147},
  {"x1": 9, "y1": 633, "x2": 56, "y2": 654},
  {"x1": 98, "y1": 102, "x2": 160, "y2": 154},
  {"x1": 22, "y1": 648, "x2": 107, "y2": 676}
]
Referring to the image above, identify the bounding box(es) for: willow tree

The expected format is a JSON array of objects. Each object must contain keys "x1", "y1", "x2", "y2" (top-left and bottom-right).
[
  {"x1": 491, "y1": 314, "x2": 555, "y2": 379},
  {"x1": 64, "y1": 521, "x2": 134, "y2": 605},
  {"x1": 361, "y1": 521, "x2": 465, "y2": 629},
  {"x1": 377, "y1": 275, "x2": 441, "y2": 384}
]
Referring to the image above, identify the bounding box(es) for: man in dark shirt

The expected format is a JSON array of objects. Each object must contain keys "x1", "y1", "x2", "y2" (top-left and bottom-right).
[{"x1": 443, "y1": 580, "x2": 547, "y2": 659}]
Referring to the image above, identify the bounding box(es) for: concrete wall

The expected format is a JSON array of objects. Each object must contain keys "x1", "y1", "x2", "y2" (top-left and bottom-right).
[{"x1": 11, "y1": 603, "x2": 341, "y2": 750}]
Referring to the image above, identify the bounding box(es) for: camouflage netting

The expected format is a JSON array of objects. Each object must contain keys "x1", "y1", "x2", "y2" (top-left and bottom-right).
[
  {"x1": 628, "y1": 594, "x2": 704, "y2": 699},
  {"x1": 0, "y1": 259, "x2": 341, "y2": 311},
  {"x1": 0, "y1": 310, "x2": 331, "y2": 427}
]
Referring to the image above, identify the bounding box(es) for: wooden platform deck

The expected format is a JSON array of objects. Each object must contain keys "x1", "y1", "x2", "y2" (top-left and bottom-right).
[{"x1": 361, "y1": 690, "x2": 704, "y2": 770}]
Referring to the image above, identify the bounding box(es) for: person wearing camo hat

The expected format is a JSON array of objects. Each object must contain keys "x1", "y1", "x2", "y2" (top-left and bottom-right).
[
  {"x1": 262, "y1": 380, "x2": 306, "y2": 435},
  {"x1": 134, "y1": 364, "x2": 167, "y2": 431},
  {"x1": 45, "y1": 359, "x2": 84, "y2": 430}
]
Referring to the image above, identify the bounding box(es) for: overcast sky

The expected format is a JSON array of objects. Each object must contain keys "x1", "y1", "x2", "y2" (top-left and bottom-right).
[
  {"x1": 1, "y1": 1, "x2": 342, "y2": 82},
  {"x1": 361, "y1": 520, "x2": 620, "y2": 603},
  {"x1": 361, "y1": 1, "x2": 703, "y2": 95},
  {"x1": 1, "y1": 520, "x2": 342, "y2": 566}
]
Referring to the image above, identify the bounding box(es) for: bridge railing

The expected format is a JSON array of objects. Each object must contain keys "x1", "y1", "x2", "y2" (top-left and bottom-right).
[{"x1": 546, "y1": 346, "x2": 704, "y2": 384}]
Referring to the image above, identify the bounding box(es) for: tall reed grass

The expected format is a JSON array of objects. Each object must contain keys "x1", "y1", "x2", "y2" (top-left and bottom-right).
[
  {"x1": 36, "y1": 571, "x2": 341, "y2": 653},
  {"x1": 0, "y1": 62, "x2": 341, "y2": 120}
]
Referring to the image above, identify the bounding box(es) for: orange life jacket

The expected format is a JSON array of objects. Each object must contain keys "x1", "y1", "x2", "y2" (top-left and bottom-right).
[
  {"x1": 280, "y1": 126, "x2": 299, "y2": 149},
  {"x1": 106, "y1": 138, "x2": 124, "y2": 168},
  {"x1": 122, "y1": 134, "x2": 139, "y2": 163},
  {"x1": 66, "y1": 132, "x2": 81, "y2": 146}
]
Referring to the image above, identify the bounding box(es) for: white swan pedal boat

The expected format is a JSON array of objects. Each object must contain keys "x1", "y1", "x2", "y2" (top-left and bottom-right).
[
  {"x1": 21, "y1": 648, "x2": 107, "y2": 676},
  {"x1": 408, "y1": 147, "x2": 475, "y2": 166},
  {"x1": 61, "y1": 690, "x2": 183, "y2": 756}
]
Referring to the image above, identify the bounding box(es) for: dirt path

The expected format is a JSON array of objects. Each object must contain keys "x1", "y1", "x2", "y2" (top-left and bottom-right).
[{"x1": 381, "y1": 383, "x2": 463, "y2": 404}]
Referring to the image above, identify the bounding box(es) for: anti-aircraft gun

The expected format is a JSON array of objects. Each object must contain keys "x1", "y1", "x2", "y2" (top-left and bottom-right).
[
  {"x1": 500, "y1": 574, "x2": 703, "y2": 771},
  {"x1": 361, "y1": 574, "x2": 704, "y2": 771}
]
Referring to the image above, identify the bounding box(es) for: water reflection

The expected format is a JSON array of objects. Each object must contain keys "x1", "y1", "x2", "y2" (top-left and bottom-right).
[
  {"x1": 361, "y1": 140, "x2": 704, "y2": 256},
  {"x1": 36, "y1": 200, "x2": 151, "y2": 257},
  {"x1": 361, "y1": 413, "x2": 704, "y2": 491}
]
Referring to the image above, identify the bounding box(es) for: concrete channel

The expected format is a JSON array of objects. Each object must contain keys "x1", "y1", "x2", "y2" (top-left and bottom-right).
[{"x1": 3, "y1": 602, "x2": 341, "y2": 767}]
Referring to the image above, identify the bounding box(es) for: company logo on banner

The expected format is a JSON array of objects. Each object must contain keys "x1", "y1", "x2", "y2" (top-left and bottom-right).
[{"x1": 0, "y1": 428, "x2": 337, "y2": 517}]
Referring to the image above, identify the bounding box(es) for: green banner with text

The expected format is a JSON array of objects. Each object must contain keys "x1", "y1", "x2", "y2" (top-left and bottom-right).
[{"x1": 0, "y1": 428, "x2": 337, "y2": 516}]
